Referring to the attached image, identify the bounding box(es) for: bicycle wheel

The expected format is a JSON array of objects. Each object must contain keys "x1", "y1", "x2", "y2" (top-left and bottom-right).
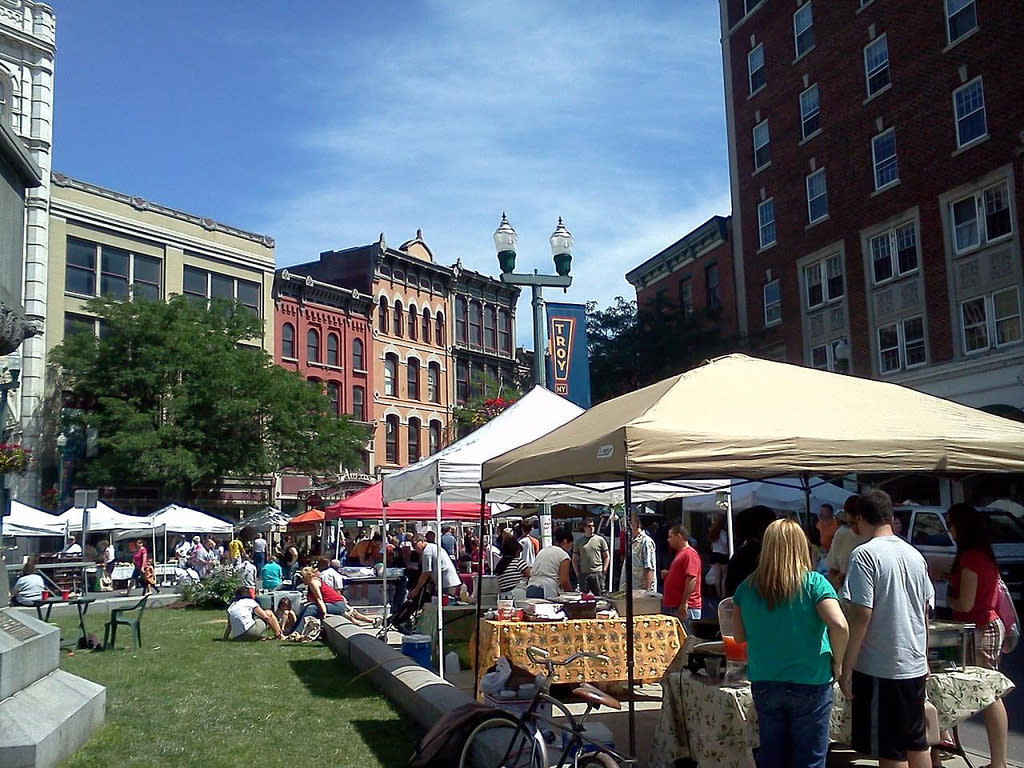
[
  {"x1": 459, "y1": 714, "x2": 544, "y2": 768},
  {"x1": 576, "y1": 752, "x2": 620, "y2": 768}
]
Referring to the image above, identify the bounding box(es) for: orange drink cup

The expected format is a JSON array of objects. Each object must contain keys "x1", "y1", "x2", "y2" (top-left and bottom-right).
[{"x1": 722, "y1": 634, "x2": 748, "y2": 662}]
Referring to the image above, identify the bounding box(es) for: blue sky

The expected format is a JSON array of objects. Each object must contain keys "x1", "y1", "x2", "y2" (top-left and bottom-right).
[{"x1": 47, "y1": 1, "x2": 730, "y2": 346}]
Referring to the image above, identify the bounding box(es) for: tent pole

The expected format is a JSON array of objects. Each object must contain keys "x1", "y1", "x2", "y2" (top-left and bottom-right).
[
  {"x1": 381, "y1": 508, "x2": 388, "y2": 625},
  {"x1": 624, "y1": 474, "x2": 636, "y2": 758},
  {"x1": 435, "y1": 492, "x2": 444, "y2": 679},
  {"x1": 801, "y1": 472, "x2": 812, "y2": 529},
  {"x1": 725, "y1": 485, "x2": 735, "y2": 558},
  {"x1": 607, "y1": 506, "x2": 616, "y2": 593},
  {"x1": 472, "y1": 488, "x2": 487, "y2": 700}
]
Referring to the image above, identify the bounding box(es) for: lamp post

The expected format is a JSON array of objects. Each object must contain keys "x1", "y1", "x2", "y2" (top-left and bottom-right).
[
  {"x1": 56, "y1": 431, "x2": 70, "y2": 511},
  {"x1": 493, "y1": 213, "x2": 573, "y2": 387}
]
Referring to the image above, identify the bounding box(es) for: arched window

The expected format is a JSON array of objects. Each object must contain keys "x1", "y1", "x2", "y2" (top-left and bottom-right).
[
  {"x1": 422, "y1": 307, "x2": 431, "y2": 342},
  {"x1": 378, "y1": 297, "x2": 389, "y2": 333},
  {"x1": 352, "y1": 386, "x2": 365, "y2": 421},
  {"x1": 326, "y1": 333, "x2": 339, "y2": 366},
  {"x1": 393, "y1": 300, "x2": 404, "y2": 337},
  {"x1": 385, "y1": 414, "x2": 399, "y2": 464},
  {"x1": 429, "y1": 420, "x2": 442, "y2": 455},
  {"x1": 352, "y1": 337, "x2": 365, "y2": 370},
  {"x1": 470, "y1": 301, "x2": 483, "y2": 346},
  {"x1": 326, "y1": 381, "x2": 340, "y2": 415},
  {"x1": 498, "y1": 310, "x2": 512, "y2": 353},
  {"x1": 0, "y1": 78, "x2": 7, "y2": 125},
  {"x1": 384, "y1": 354, "x2": 398, "y2": 397},
  {"x1": 281, "y1": 322, "x2": 295, "y2": 358},
  {"x1": 407, "y1": 304, "x2": 418, "y2": 340},
  {"x1": 455, "y1": 297, "x2": 467, "y2": 343},
  {"x1": 307, "y1": 329, "x2": 320, "y2": 363},
  {"x1": 484, "y1": 306, "x2": 497, "y2": 350},
  {"x1": 408, "y1": 417, "x2": 421, "y2": 463},
  {"x1": 435, "y1": 311, "x2": 445, "y2": 346},
  {"x1": 407, "y1": 358, "x2": 420, "y2": 401},
  {"x1": 428, "y1": 362, "x2": 440, "y2": 403}
]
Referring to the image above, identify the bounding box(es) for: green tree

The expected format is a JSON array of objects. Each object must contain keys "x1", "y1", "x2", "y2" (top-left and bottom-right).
[
  {"x1": 586, "y1": 295, "x2": 745, "y2": 404},
  {"x1": 52, "y1": 295, "x2": 368, "y2": 499}
]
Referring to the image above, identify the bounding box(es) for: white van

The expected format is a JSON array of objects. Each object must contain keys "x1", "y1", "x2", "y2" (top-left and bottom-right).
[{"x1": 893, "y1": 505, "x2": 1024, "y2": 604}]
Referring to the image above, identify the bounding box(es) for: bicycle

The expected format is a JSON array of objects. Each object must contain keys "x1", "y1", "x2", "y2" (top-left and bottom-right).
[{"x1": 459, "y1": 645, "x2": 636, "y2": 768}]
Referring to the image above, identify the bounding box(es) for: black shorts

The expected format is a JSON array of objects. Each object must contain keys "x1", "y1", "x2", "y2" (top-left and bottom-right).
[{"x1": 851, "y1": 670, "x2": 928, "y2": 760}]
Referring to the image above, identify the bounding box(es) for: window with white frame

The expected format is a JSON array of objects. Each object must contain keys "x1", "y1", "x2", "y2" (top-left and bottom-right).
[
  {"x1": 281, "y1": 323, "x2": 295, "y2": 359},
  {"x1": 961, "y1": 288, "x2": 1022, "y2": 353},
  {"x1": 810, "y1": 339, "x2": 846, "y2": 372},
  {"x1": 950, "y1": 180, "x2": 1012, "y2": 254},
  {"x1": 66, "y1": 237, "x2": 163, "y2": 301},
  {"x1": 793, "y1": 3, "x2": 814, "y2": 58},
  {"x1": 864, "y1": 35, "x2": 890, "y2": 97},
  {"x1": 428, "y1": 362, "x2": 440, "y2": 403},
  {"x1": 945, "y1": 0, "x2": 977, "y2": 45},
  {"x1": 953, "y1": 78, "x2": 986, "y2": 148},
  {"x1": 763, "y1": 280, "x2": 781, "y2": 326},
  {"x1": 757, "y1": 199, "x2": 776, "y2": 248},
  {"x1": 748, "y1": 43, "x2": 765, "y2": 95},
  {"x1": 799, "y1": 84, "x2": 820, "y2": 139},
  {"x1": 870, "y1": 221, "x2": 918, "y2": 284},
  {"x1": 806, "y1": 168, "x2": 828, "y2": 224},
  {"x1": 352, "y1": 337, "x2": 365, "y2": 370},
  {"x1": 753, "y1": 120, "x2": 770, "y2": 171},
  {"x1": 384, "y1": 354, "x2": 398, "y2": 396},
  {"x1": 871, "y1": 129, "x2": 898, "y2": 190},
  {"x1": 878, "y1": 315, "x2": 926, "y2": 373},
  {"x1": 804, "y1": 253, "x2": 844, "y2": 310}
]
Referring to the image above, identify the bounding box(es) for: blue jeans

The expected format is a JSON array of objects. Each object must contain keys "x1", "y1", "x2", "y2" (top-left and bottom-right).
[
  {"x1": 293, "y1": 601, "x2": 346, "y2": 634},
  {"x1": 751, "y1": 680, "x2": 833, "y2": 768},
  {"x1": 253, "y1": 552, "x2": 266, "y2": 575}
]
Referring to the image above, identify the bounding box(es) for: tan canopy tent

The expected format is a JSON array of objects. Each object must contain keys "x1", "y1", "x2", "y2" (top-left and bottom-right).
[
  {"x1": 482, "y1": 353, "x2": 1024, "y2": 487},
  {"x1": 480, "y1": 353, "x2": 1024, "y2": 755}
]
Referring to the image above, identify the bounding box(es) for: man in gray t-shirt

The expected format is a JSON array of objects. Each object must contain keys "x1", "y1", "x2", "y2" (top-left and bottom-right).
[{"x1": 841, "y1": 489, "x2": 934, "y2": 767}]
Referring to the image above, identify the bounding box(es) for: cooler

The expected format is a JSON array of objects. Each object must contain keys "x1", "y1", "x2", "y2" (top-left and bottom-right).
[{"x1": 402, "y1": 633, "x2": 433, "y2": 669}]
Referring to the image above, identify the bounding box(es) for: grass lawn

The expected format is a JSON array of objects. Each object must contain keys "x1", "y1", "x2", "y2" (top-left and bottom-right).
[{"x1": 51, "y1": 605, "x2": 421, "y2": 768}]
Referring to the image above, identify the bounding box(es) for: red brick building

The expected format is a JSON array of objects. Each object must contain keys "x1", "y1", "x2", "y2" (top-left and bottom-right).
[
  {"x1": 720, "y1": 0, "x2": 1024, "y2": 414},
  {"x1": 626, "y1": 215, "x2": 737, "y2": 339},
  {"x1": 273, "y1": 269, "x2": 375, "y2": 489}
]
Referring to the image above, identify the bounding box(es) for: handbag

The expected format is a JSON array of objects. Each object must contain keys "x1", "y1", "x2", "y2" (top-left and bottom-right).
[
  {"x1": 923, "y1": 699, "x2": 940, "y2": 746},
  {"x1": 995, "y1": 578, "x2": 1020, "y2": 653}
]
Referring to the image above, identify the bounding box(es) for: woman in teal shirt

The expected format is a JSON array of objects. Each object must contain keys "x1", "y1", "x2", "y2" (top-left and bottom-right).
[{"x1": 733, "y1": 518, "x2": 849, "y2": 768}]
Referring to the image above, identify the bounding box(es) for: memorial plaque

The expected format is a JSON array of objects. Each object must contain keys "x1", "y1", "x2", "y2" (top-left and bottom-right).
[{"x1": 0, "y1": 612, "x2": 39, "y2": 641}]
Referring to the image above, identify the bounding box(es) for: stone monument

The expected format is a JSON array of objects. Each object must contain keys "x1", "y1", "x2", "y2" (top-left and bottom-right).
[{"x1": 0, "y1": 608, "x2": 105, "y2": 766}]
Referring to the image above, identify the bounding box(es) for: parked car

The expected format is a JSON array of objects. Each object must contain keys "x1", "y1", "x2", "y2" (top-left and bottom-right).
[{"x1": 893, "y1": 505, "x2": 1024, "y2": 605}]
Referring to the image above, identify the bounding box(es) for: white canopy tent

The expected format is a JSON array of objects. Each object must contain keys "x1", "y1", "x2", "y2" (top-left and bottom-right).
[
  {"x1": 115, "y1": 504, "x2": 233, "y2": 540},
  {"x1": 3, "y1": 500, "x2": 66, "y2": 537},
  {"x1": 237, "y1": 506, "x2": 291, "y2": 532},
  {"x1": 481, "y1": 354, "x2": 1024, "y2": 755},
  {"x1": 681, "y1": 476, "x2": 855, "y2": 517},
  {"x1": 58, "y1": 501, "x2": 150, "y2": 534}
]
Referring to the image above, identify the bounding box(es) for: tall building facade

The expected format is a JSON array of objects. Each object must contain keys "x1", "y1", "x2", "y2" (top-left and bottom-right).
[
  {"x1": 286, "y1": 232, "x2": 456, "y2": 471},
  {"x1": 721, "y1": 0, "x2": 1024, "y2": 414},
  {"x1": 626, "y1": 215, "x2": 736, "y2": 337},
  {"x1": 0, "y1": 0, "x2": 54, "y2": 502},
  {"x1": 272, "y1": 268, "x2": 375, "y2": 507}
]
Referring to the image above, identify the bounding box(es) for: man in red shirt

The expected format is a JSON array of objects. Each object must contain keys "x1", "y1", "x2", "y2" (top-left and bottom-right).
[{"x1": 661, "y1": 523, "x2": 702, "y2": 632}]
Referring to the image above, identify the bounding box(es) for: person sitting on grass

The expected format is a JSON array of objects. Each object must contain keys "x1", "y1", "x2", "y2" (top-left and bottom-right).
[
  {"x1": 261, "y1": 556, "x2": 283, "y2": 591},
  {"x1": 291, "y1": 566, "x2": 379, "y2": 636},
  {"x1": 223, "y1": 587, "x2": 284, "y2": 641},
  {"x1": 275, "y1": 596, "x2": 297, "y2": 635}
]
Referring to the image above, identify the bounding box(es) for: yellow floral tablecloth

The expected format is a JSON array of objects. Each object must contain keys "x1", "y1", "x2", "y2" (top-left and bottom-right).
[
  {"x1": 649, "y1": 659, "x2": 1014, "y2": 768},
  {"x1": 474, "y1": 615, "x2": 685, "y2": 691}
]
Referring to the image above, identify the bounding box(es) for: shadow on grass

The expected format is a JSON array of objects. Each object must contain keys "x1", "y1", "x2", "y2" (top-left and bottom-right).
[
  {"x1": 288, "y1": 656, "x2": 390, "y2": 701},
  {"x1": 350, "y1": 719, "x2": 421, "y2": 767}
]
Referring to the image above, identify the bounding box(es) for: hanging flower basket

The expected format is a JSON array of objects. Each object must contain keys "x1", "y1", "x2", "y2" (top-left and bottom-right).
[
  {"x1": 453, "y1": 396, "x2": 516, "y2": 428},
  {"x1": 0, "y1": 443, "x2": 32, "y2": 475}
]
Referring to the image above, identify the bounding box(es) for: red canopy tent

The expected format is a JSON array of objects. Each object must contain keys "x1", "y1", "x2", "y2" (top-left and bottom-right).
[{"x1": 324, "y1": 481, "x2": 487, "y2": 521}]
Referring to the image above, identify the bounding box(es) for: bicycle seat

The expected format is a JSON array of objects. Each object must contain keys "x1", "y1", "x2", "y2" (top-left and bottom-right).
[{"x1": 572, "y1": 683, "x2": 621, "y2": 710}]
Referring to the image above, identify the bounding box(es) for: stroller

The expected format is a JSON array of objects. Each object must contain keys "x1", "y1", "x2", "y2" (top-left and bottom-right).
[{"x1": 376, "y1": 588, "x2": 429, "y2": 639}]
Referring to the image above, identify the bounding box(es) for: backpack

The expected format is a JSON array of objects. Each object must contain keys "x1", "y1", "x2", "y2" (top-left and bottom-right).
[
  {"x1": 995, "y1": 579, "x2": 1020, "y2": 654},
  {"x1": 408, "y1": 701, "x2": 497, "y2": 768}
]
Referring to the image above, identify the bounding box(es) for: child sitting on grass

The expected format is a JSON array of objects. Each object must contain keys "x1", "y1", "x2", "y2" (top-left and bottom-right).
[{"x1": 275, "y1": 596, "x2": 297, "y2": 635}]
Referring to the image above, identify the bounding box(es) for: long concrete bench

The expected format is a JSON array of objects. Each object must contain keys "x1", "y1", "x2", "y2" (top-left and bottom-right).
[{"x1": 322, "y1": 616, "x2": 476, "y2": 733}]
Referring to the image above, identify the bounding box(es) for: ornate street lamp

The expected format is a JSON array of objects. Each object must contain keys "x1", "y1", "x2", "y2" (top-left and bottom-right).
[{"x1": 493, "y1": 214, "x2": 574, "y2": 388}]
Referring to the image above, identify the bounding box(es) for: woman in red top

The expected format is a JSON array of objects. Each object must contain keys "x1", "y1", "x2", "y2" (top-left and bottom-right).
[
  {"x1": 290, "y1": 566, "x2": 379, "y2": 636},
  {"x1": 946, "y1": 503, "x2": 1007, "y2": 768}
]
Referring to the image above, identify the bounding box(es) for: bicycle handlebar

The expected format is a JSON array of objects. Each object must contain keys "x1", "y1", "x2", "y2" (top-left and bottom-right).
[{"x1": 526, "y1": 646, "x2": 611, "y2": 668}]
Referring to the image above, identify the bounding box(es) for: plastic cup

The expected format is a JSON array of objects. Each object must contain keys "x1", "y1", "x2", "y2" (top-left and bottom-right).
[
  {"x1": 722, "y1": 634, "x2": 748, "y2": 662},
  {"x1": 41, "y1": 590, "x2": 50, "y2": 601},
  {"x1": 61, "y1": 590, "x2": 70, "y2": 600}
]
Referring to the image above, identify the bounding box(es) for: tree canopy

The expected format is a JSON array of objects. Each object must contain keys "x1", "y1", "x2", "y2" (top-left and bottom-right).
[
  {"x1": 586, "y1": 295, "x2": 745, "y2": 404},
  {"x1": 52, "y1": 295, "x2": 369, "y2": 498}
]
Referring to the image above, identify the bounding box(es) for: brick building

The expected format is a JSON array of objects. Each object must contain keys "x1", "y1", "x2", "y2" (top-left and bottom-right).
[
  {"x1": 626, "y1": 215, "x2": 737, "y2": 338},
  {"x1": 720, "y1": 0, "x2": 1024, "y2": 413}
]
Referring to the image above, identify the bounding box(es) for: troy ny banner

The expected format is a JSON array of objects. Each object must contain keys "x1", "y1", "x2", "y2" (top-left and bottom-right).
[{"x1": 546, "y1": 302, "x2": 591, "y2": 409}]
